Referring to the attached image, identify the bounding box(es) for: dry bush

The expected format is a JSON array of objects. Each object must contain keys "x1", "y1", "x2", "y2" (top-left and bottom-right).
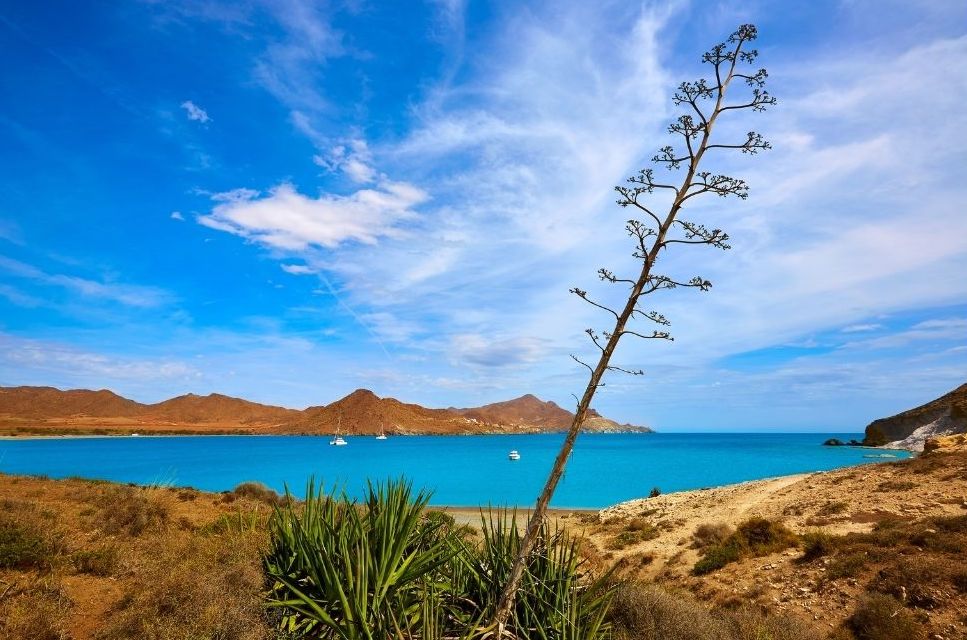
[
  {"x1": 72, "y1": 543, "x2": 120, "y2": 576},
  {"x1": 875, "y1": 480, "x2": 916, "y2": 492},
  {"x1": 609, "y1": 582, "x2": 730, "y2": 640},
  {"x1": 693, "y1": 517, "x2": 797, "y2": 575},
  {"x1": 868, "y1": 558, "x2": 951, "y2": 610},
  {"x1": 609, "y1": 583, "x2": 820, "y2": 640},
  {"x1": 721, "y1": 604, "x2": 822, "y2": 640},
  {"x1": 817, "y1": 501, "x2": 848, "y2": 516},
  {"x1": 0, "y1": 580, "x2": 72, "y2": 640},
  {"x1": 847, "y1": 593, "x2": 925, "y2": 640},
  {"x1": 606, "y1": 518, "x2": 660, "y2": 549},
  {"x1": 230, "y1": 481, "x2": 284, "y2": 505},
  {"x1": 735, "y1": 517, "x2": 797, "y2": 554},
  {"x1": 96, "y1": 528, "x2": 271, "y2": 640},
  {"x1": 98, "y1": 486, "x2": 170, "y2": 536},
  {"x1": 951, "y1": 570, "x2": 967, "y2": 594},
  {"x1": 693, "y1": 522, "x2": 733, "y2": 549}
]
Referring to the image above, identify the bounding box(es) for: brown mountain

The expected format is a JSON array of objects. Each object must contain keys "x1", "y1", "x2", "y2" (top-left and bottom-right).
[
  {"x1": 865, "y1": 382, "x2": 967, "y2": 449},
  {"x1": 293, "y1": 389, "x2": 466, "y2": 435},
  {"x1": 0, "y1": 386, "x2": 144, "y2": 419},
  {"x1": 0, "y1": 385, "x2": 650, "y2": 436},
  {"x1": 145, "y1": 393, "x2": 299, "y2": 425},
  {"x1": 454, "y1": 394, "x2": 574, "y2": 429},
  {"x1": 452, "y1": 394, "x2": 650, "y2": 433}
]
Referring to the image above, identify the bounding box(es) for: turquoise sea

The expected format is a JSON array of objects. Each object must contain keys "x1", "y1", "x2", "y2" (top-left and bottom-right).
[{"x1": 0, "y1": 433, "x2": 908, "y2": 509}]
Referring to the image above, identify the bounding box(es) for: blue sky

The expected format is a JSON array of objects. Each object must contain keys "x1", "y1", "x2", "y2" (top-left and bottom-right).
[{"x1": 1, "y1": 0, "x2": 965, "y2": 431}]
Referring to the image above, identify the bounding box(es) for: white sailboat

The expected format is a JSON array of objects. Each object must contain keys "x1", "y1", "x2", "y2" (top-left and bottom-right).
[
  {"x1": 375, "y1": 420, "x2": 388, "y2": 440},
  {"x1": 508, "y1": 450, "x2": 521, "y2": 461},
  {"x1": 330, "y1": 416, "x2": 348, "y2": 446}
]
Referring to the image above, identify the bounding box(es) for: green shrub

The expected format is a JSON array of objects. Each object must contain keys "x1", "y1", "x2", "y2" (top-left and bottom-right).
[
  {"x1": 847, "y1": 593, "x2": 925, "y2": 640},
  {"x1": 692, "y1": 540, "x2": 743, "y2": 575},
  {"x1": 735, "y1": 517, "x2": 797, "y2": 554},
  {"x1": 607, "y1": 519, "x2": 659, "y2": 549},
  {"x1": 800, "y1": 531, "x2": 835, "y2": 561},
  {"x1": 869, "y1": 559, "x2": 947, "y2": 609},
  {"x1": 648, "y1": 487, "x2": 662, "y2": 498},
  {"x1": 826, "y1": 552, "x2": 868, "y2": 580},
  {"x1": 72, "y1": 545, "x2": 119, "y2": 576},
  {"x1": 692, "y1": 517, "x2": 796, "y2": 575},
  {"x1": 0, "y1": 515, "x2": 60, "y2": 570}
]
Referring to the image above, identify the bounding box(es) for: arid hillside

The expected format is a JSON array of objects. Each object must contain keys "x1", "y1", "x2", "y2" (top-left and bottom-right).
[
  {"x1": 574, "y1": 438, "x2": 967, "y2": 640},
  {"x1": 0, "y1": 385, "x2": 650, "y2": 436},
  {"x1": 864, "y1": 382, "x2": 967, "y2": 449}
]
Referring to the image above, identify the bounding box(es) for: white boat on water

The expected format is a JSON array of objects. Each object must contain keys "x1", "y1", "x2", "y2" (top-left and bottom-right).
[
  {"x1": 330, "y1": 417, "x2": 348, "y2": 446},
  {"x1": 375, "y1": 432, "x2": 388, "y2": 440},
  {"x1": 508, "y1": 450, "x2": 521, "y2": 461}
]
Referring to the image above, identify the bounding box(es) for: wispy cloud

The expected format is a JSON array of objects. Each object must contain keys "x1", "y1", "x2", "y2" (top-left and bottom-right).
[
  {"x1": 180, "y1": 100, "x2": 210, "y2": 123},
  {"x1": 841, "y1": 323, "x2": 882, "y2": 333},
  {"x1": 0, "y1": 255, "x2": 171, "y2": 308},
  {"x1": 0, "y1": 333, "x2": 199, "y2": 382}
]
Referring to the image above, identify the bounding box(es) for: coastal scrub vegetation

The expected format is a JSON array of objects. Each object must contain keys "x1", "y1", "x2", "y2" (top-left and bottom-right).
[
  {"x1": 497, "y1": 22, "x2": 778, "y2": 627},
  {"x1": 2, "y1": 455, "x2": 967, "y2": 639},
  {"x1": 692, "y1": 517, "x2": 797, "y2": 575},
  {"x1": 264, "y1": 479, "x2": 614, "y2": 639}
]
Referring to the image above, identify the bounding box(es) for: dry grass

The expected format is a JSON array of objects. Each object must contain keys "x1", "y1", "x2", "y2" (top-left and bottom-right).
[
  {"x1": 608, "y1": 582, "x2": 821, "y2": 640},
  {"x1": 0, "y1": 474, "x2": 277, "y2": 640},
  {"x1": 95, "y1": 533, "x2": 270, "y2": 640},
  {"x1": 0, "y1": 580, "x2": 73, "y2": 640},
  {"x1": 96, "y1": 486, "x2": 171, "y2": 536}
]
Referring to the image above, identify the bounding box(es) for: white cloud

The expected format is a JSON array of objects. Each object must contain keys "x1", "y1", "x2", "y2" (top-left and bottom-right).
[
  {"x1": 180, "y1": 100, "x2": 211, "y2": 123},
  {"x1": 170, "y1": 211, "x2": 185, "y2": 221},
  {"x1": 313, "y1": 138, "x2": 377, "y2": 183},
  {"x1": 198, "y1": 181, "x2": 427, "y2": 250},
  {"x1": 280, "y1": 263, "x2": 313, "y2": 275},
  {"x1": 841, "y1": 323, "x2": 882, "y2": 333}
]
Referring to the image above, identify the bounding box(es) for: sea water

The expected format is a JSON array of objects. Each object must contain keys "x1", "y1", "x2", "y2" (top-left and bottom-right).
[{"x1": 0, "y1": 433, "x2": 908, "y2": 509}]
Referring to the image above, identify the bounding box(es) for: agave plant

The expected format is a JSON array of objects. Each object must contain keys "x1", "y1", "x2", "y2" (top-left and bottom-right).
[
  {"x1": 264, "y1": 479, "x2": 461, "y2": 639},
  {"x1": 264, "y1": 480, "x2": 613, "y2": 640},
  {"x1": 455, "y1": 511, "x2": 615, "y2": 640}
]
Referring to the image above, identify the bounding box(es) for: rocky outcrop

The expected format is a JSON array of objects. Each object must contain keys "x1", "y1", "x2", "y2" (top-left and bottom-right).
[{"x1": 864, "y1": 383, "x2": 967, "y2": 451}]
